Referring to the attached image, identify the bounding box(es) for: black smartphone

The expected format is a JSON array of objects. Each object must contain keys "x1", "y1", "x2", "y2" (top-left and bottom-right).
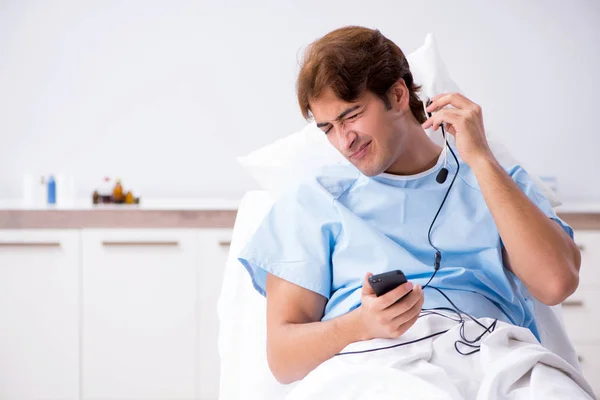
[{"x1": 368, "y1": 270, "x2": 408, "y2": 297}]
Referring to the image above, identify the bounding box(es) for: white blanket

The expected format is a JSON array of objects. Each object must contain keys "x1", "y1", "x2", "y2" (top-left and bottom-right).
[{"x1": 285, "y1": 313, "x2": 596, "y2": 400}]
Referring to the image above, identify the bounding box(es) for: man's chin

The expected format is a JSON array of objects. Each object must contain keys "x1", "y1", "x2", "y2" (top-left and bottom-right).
[
  {"x1": 355, "y1": 165, "x2": 383, "y2": 177},
  {"x1": 350, "y1": 156, "x2": 386, "y2": 177}
]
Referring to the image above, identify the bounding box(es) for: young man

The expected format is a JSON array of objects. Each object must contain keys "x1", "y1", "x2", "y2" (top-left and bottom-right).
[{"x1": 238, "y1": 26, "x2": 584, "y2": 395}]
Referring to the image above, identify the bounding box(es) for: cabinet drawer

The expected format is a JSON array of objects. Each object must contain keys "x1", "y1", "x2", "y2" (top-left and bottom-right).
[
  {"x1": 574, "y1": 231, "x2": 600, "y2": 287},
  {"x1": 572, "y1": 343, "x2": 600, "y2": 398},
  {"x1": 562, "y1": 288, "x2": 600, "y2": 343}
]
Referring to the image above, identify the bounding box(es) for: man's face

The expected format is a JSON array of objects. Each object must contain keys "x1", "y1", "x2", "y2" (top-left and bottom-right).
[{"x1": 311, "y1": 87, "x2": 406, "y2": 177}]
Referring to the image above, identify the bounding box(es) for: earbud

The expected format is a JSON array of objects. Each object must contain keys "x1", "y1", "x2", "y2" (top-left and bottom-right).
[
  {"x1": 423, "y1": 97, "x2": 432, "y2": 119},
  {"x1": 424, "y1": 98, "x2": 449, "y2": 185}
]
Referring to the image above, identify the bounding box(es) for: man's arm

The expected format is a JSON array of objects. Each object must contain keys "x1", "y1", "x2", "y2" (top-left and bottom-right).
[
  {"x1": 470, "y1": 156, "x2": 580, "y2": 305},
  {"x1": 423, "y1": 93, "x2": 580, "y2": 306},
  {"x1": 265, "y1": 274, "x2": 361, "y2": 384},
  {"x1": 266, "y1": 272, "x2": 423, "y2": 384}
]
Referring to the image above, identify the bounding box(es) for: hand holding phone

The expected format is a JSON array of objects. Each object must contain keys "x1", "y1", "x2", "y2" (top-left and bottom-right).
[
  {"x1": 356, "y1": 270, "x2": 424, "y2": 341},
  {"x1": 368, "y1": 270, "x2": 409, "y2": 297}
]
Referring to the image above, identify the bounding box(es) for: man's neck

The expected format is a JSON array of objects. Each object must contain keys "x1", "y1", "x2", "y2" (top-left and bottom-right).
[{"x1": 384, "y1": 123, "x2": 443, "y2": 176}]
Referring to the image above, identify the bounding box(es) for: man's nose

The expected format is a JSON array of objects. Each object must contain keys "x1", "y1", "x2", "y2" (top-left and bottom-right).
[{"x1": 337, "y1": 126, "x2": 357, "y2": 153}]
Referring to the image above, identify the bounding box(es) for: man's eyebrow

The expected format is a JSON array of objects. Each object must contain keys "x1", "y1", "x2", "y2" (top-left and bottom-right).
[{"x1": 316, "y1": 105, "x2": 361, "y2": 128}]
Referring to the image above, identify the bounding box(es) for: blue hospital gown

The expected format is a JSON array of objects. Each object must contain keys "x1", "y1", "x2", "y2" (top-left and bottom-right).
[{"x1": 238, "y1": 149, "x2": 573, "y2": 339}]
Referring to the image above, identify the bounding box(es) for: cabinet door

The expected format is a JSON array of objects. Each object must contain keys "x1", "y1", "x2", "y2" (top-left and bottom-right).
[
  {"x1": 196, "y1": 229, "x2": 232, "y2": 400},
  {"x1": 0, "y1": 230, "x2": 79, "y2": 400},
  {"x1": 562, "y1": 288, "x2": 600, "y2": 344},
  {"x1": 82, "y1": 229, "x2": 199, "y2": 400},
  {"x1": 573, "y1": 231, "x2": 600, "y2": 287}
]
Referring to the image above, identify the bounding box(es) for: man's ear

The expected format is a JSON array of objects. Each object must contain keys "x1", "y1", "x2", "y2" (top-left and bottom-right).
[{"x1": 387, "y1": 78, "x2": 410, "y2": 112}]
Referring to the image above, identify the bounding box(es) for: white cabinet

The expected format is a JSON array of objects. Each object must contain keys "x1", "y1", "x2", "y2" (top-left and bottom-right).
[
  {"x1": 81, "y1": 229, "x2": 200, "y2": 400},
  {"x1": 574, "y1": 231, "x2": 600, "y2": 287},
  {"x1": 561, "y1": 288, "x2": 600, "y2": 343},
  {"x1": 0, "y1": 226, "x2": 231, "y2": 400},
  {"x1": 0, "y1": 230, "x2": 80, "y2": 400},
  {"x1": 575, "y1": 344, "x2": 600, "y2": 396},
  {"x1": 81, "y1": 228, "x2": 231, "y2": 400},
  {"x1": 196, "y1": 229, "x2": 232, "y2": 400},
  {"x1": 562, "y1": 230, "x2": 600, "y2": 397}
]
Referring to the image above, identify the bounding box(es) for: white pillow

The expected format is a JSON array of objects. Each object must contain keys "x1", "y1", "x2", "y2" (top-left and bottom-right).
[
  {"x1": 237, "y1": 33, "x2": 561, "y2": 207},
  {"x1": 237, "y1": 122, "x2": 347, "y2": 195}
]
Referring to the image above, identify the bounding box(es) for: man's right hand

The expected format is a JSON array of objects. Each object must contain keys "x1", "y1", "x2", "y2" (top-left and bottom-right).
[
  {"x1": 265, "y1": 272, "x2": 424, "y2": 384},
  {"x1": 357, "y1": 272, "x2": 424, "y2": 341}
]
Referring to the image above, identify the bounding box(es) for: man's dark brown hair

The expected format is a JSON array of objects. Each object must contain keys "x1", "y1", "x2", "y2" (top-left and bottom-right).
[{"x1": 297, "y1": 26, "x2": 426, "y2": 124}]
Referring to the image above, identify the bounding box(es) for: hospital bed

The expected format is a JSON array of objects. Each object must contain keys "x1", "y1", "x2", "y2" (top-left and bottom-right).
[{"x1": 216, "y1": 189, "x2": 583, "y2": 400}]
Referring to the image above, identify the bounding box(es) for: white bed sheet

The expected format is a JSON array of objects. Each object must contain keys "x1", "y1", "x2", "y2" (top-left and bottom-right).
[{"x1": 217, "y1": 190, "x2": 581, "y2": 400}]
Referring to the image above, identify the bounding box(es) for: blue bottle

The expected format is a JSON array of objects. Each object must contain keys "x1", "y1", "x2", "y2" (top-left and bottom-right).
[{"x1": 47, "y1": 175, "x2": 56, "y2": 205}]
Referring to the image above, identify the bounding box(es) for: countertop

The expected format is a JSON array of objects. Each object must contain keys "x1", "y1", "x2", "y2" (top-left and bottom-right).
[
  {"x1": 0, "y1": 198, "x2": 241, "y2": 229},
  {"x1": 1, "y1": 198, "x2": 600, "y2": 230}
]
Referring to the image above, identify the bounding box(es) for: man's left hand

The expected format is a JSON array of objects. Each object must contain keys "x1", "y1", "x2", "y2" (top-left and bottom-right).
[{"x1": 421, "y1": 93, "x2": 493, "y2": 167}]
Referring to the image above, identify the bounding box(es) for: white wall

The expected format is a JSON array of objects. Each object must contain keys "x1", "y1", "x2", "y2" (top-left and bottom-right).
[{"x1": 1, "y1": 0, "x2": 599, "y2": 201}]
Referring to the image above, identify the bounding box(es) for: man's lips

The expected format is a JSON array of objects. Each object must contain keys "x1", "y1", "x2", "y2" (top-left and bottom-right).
[{"x1": 350, "y1": 141, "x2": 371, "y2": 160}]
